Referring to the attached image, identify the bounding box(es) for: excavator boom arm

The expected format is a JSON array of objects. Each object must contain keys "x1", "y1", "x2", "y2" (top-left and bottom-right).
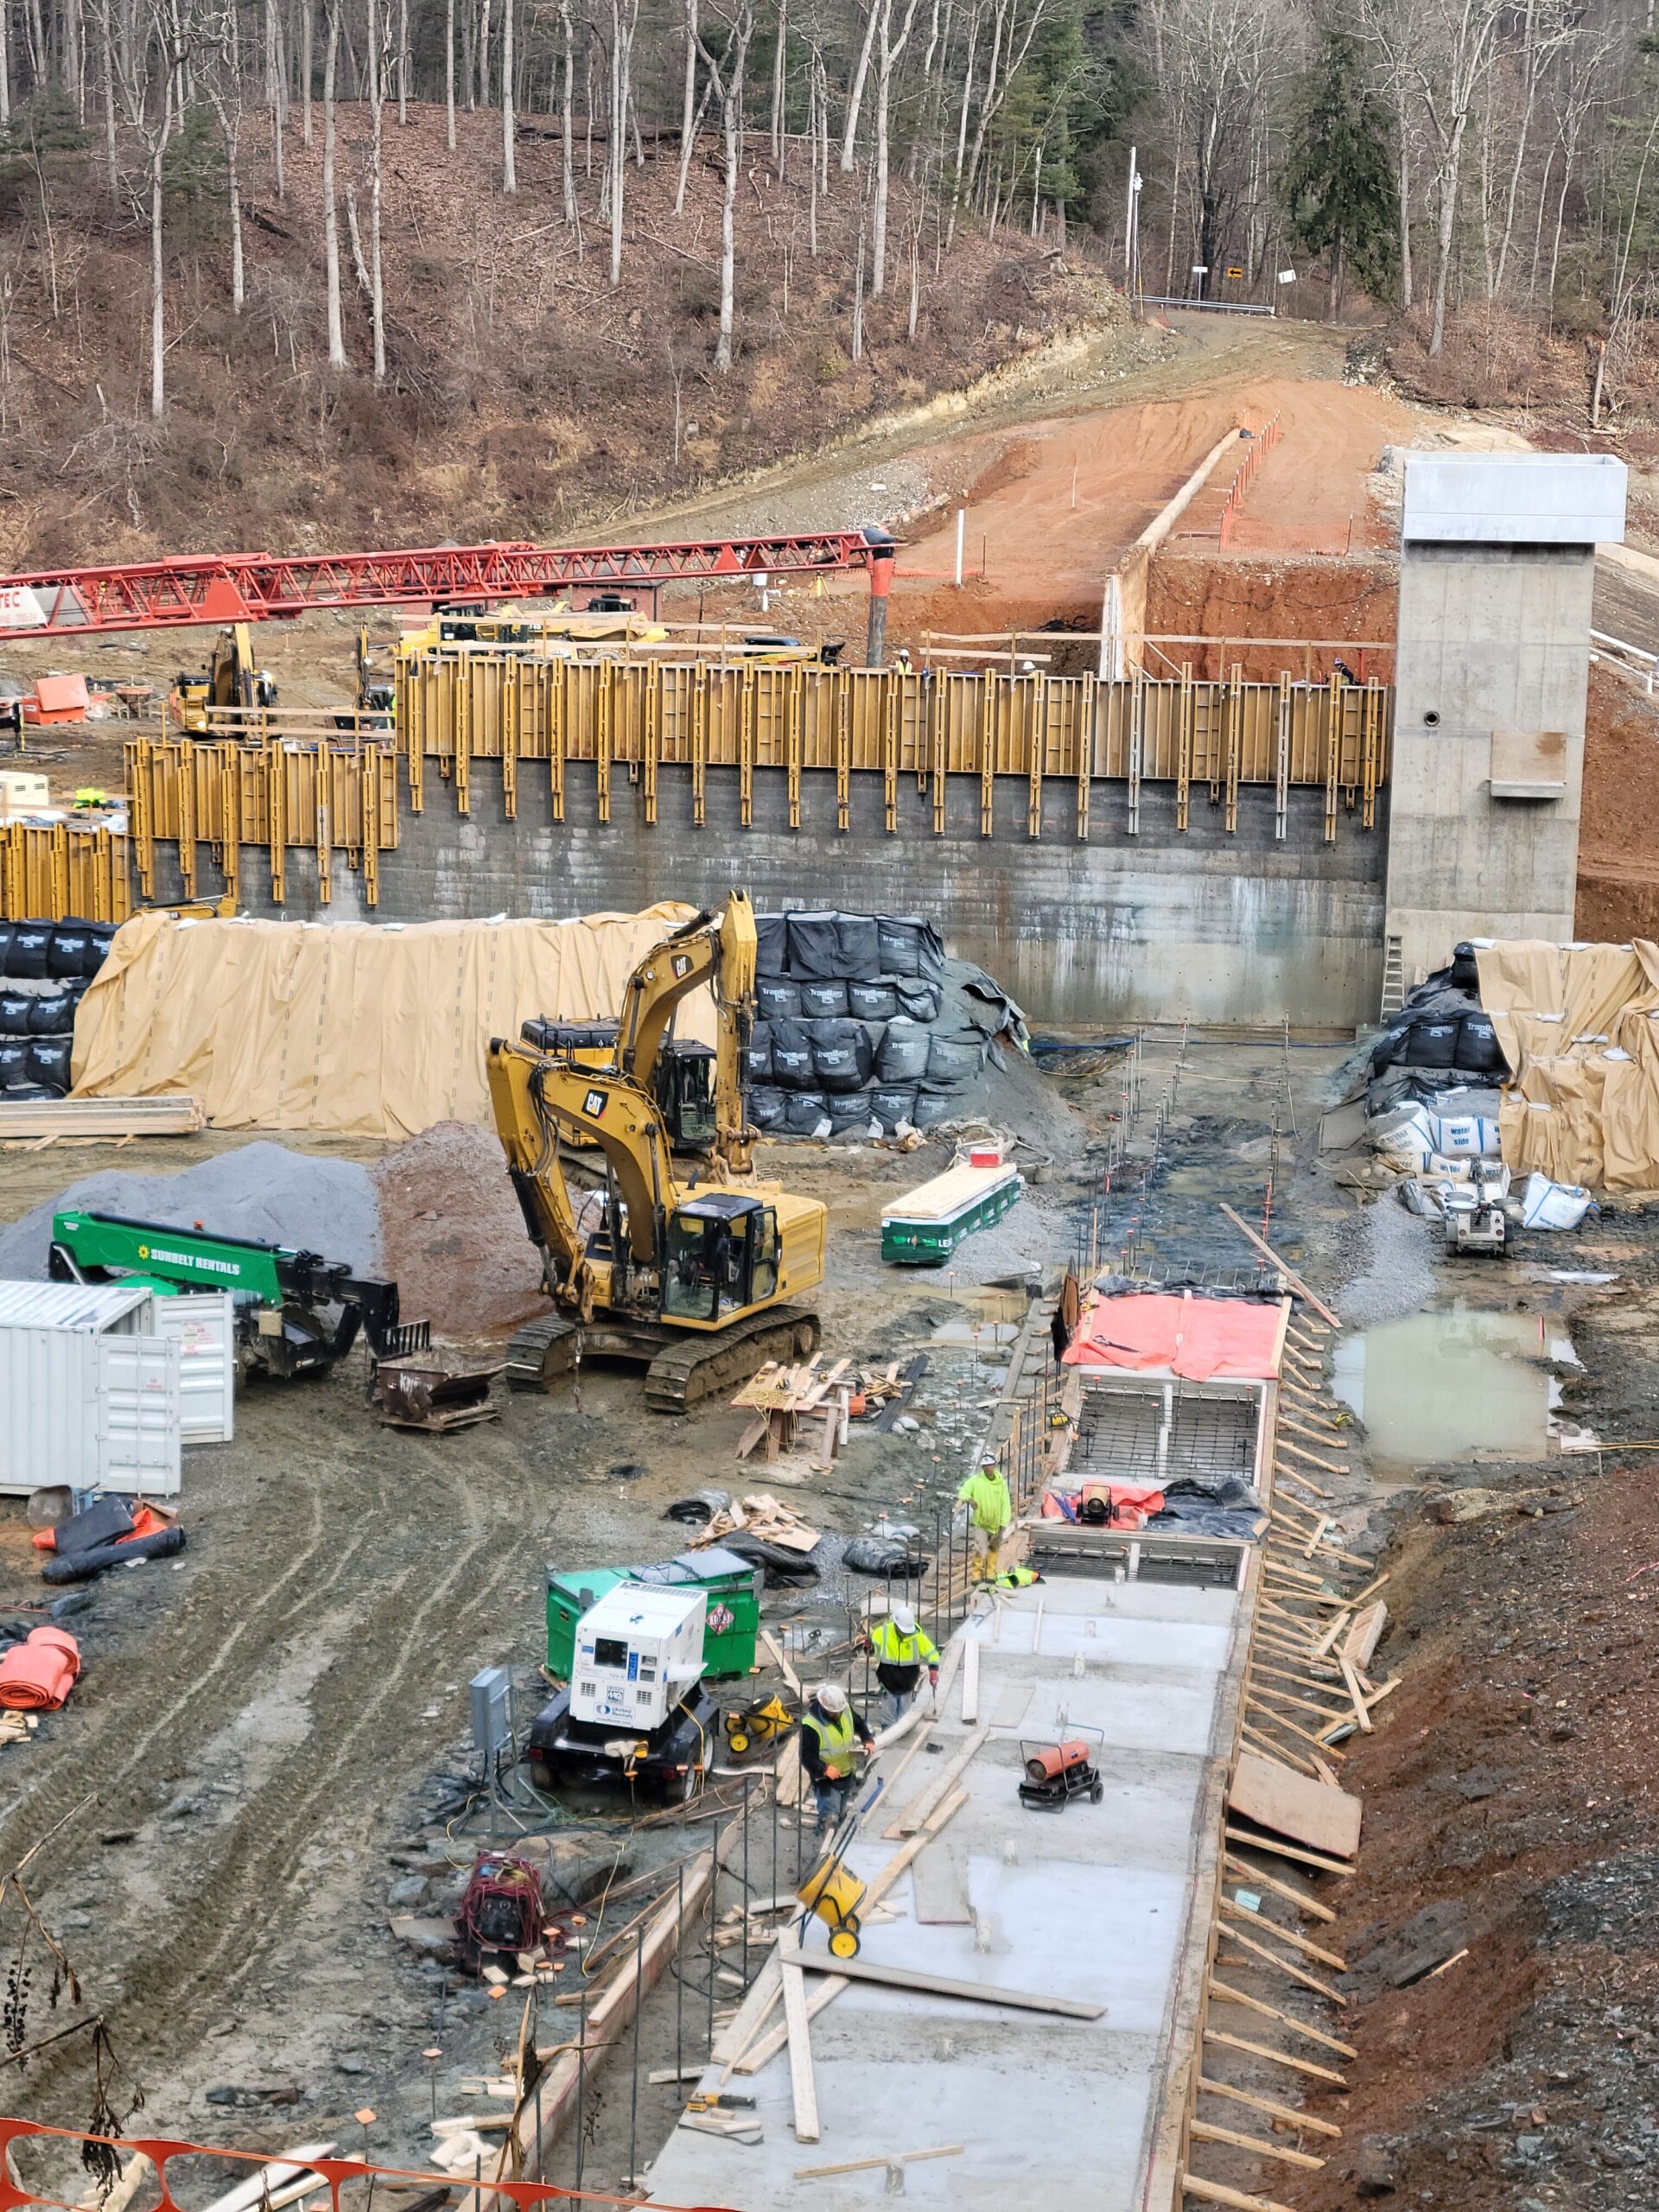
[
  {"x1": 616, "y1": 893, "x2": 757, "y2": 1174},
  {"x1": 486, "y1": 1040, "x2": 680, "y2": 1284}
]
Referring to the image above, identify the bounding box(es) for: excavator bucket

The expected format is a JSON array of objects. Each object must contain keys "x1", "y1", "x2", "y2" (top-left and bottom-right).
[{"x1": 372, "y1": 1351, "x2": 505, "y2": 1433}]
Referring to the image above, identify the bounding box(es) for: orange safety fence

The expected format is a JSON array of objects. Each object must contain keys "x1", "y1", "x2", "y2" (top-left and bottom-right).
[
  {"x1": 1217, "y1": 412, "x2": 1284, "y2": 548},
  {"x1": 0, "y1": 2123, "x2": 737, "y2": 2212}
]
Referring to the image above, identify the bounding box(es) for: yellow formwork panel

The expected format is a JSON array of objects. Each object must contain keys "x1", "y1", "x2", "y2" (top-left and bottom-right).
[{"x1": 0, "y1": 824, "x2": 133, "y2": 924}]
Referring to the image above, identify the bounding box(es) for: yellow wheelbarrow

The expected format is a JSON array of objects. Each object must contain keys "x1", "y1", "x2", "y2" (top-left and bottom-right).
[
  {"x1": 795, "y1": 1854, "x2": 867, "y2": 1960},
  {"x1": 724, "y1": 1692, "x2": 797, "y2": 1757}
]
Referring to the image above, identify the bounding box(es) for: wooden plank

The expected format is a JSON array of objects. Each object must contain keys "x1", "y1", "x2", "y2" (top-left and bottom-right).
[
  {"x1": 1341, "y1": 1601, "x2": 1388, "y2": 1672},
  {"x1": 779, "y1": 1945, "x2": 1103, "y2": 2019},
  {"x1": 1222, "y1": 1897, "x2": 1345, "y2": 1970},
  {"x1": 1202, "y1": 2028, "x2": 1347, "y2": 2088},
  {"x1": 884, "y1": 1728, "x2": 987, "y2": 1839},
  {"x1": 1218, "y1": 1924, "x2": 1347, "y2": 2005},
  {"x1": 910, "y1": 1842, "x2": 970, "y2": 1925},
  {"x1": 1198, "y1": 2076, "x2": 1341, "y2": 2140},
  {"x1": 1206, "y1": 1980, "x2": 1357, "y2": 2057},
  {"x1": 780, "y1": 1958, "x2": 819, "y2": 2143},
  {"x1": 1190, "y1": 2118, "x2": 1325, "y2": 2171},
  {"x1": 1218, "y1": 1205, "x2": 1340, "y2": 1326},
  {"x1": 1179, "y1": 2171, "x2": 1300, "y2": 2212},
  {"x1": 714, "y1": 1953, "x2": 783, "y2": 2067},
  {"x1": 731, "y1": 1791, "x2": 969, "y2": 2076},
  {"x1": 758, "y1": 1628, "x2": 801, "y2": 1695},
  {"x1": 1338, "y1": 1656, "x2": 1374, "y2": 1734},
  {"x1": 1229, "y1": 1750, "x2": 1360, "y2": 1862},
  {"x1": 1224, "y1": 1822, "x2": 1356, "y2": 1877},
  {"x1": 792, "y1": 2148, "x2": 963, "y2": 2181},
  {"x1": 988, "y1": 1683, "x2": 1033, "y2": 1729},
  {"x1": 960, "y1": 1636, "x2": 981, "y2": 1725}
]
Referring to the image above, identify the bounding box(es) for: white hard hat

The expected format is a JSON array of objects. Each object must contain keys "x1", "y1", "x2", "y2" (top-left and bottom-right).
[
  {"x1": 815, "y1": 1682, "x2": 849, "y2": 1714},
  {"x1": 891, "y1": 1605, "x2": 918, "y2": 1636}
]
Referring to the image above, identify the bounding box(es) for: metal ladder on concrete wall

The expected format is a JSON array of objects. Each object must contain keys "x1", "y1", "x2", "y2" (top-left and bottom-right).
[{"x1": 1379, "y1": 934, "x2": 1406, "y2": 1018}]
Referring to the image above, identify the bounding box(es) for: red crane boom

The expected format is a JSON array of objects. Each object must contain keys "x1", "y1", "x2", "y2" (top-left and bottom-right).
[{"x1": 0, "y1": 529, "x2": 892, "y2": 642}]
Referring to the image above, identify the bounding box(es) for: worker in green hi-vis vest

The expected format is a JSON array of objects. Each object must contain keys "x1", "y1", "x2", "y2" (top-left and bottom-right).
[{"x1": 957, "y1": 1458, "x2": 1014, "y2": 1580}]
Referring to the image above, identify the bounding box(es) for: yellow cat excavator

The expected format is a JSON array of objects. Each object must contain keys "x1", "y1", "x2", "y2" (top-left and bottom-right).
[{"x1": 487, "y1": 893, "x2": 826, "y2": 1411}]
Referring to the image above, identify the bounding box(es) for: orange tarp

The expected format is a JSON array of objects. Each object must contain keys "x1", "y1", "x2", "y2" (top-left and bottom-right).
[
  {"x1": 1062, "y1": 1292, "x2": 1285, "y2": 1382},
  {"x1": 0, "y1": 1626, "x2": 81, "y2": 1711}
]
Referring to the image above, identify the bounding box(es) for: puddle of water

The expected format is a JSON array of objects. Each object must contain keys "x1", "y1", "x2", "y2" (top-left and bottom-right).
[{"x1": 1332, "y1": 1306, "x2": 1561, "y2": 1480}]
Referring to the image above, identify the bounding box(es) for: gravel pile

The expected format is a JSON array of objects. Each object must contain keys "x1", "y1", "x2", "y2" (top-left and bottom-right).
[
  {"x1": 1337, "y1": 1188, "x2": 1438, "y2": 1330},
  {"x1": 0, "y1": 1143, "x2": 383, "y2": 1281}
]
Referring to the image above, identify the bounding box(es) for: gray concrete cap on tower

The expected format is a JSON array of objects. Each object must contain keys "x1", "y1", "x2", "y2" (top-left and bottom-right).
[{"x1": 1402, "y1": 452, "x2": 1627, "y2": 546}]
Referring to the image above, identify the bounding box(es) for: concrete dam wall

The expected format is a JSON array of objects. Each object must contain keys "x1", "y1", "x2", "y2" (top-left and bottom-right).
[{"x1": 175, "y1": 760, "x2": 1385, "y2": 1030}]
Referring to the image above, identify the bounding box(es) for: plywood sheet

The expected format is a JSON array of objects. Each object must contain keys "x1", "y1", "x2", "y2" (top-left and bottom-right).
[
  {"x1": 910, "y1": 1843, "x2": 970, "y2": 1925},
  {"x1": 1228, "y1": 1749, "x2": 1361, "y2": 1862}
]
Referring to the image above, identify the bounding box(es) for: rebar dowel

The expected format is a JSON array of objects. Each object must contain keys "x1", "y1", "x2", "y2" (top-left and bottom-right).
[{"x1": 675, "y1": 1858, "x2": 684, "y2": 2087}]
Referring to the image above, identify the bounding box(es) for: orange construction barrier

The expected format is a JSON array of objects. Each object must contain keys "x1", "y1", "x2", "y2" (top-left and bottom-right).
[{"x1": 0, "y1": 1627, "x2": 81, "y2": 1710}]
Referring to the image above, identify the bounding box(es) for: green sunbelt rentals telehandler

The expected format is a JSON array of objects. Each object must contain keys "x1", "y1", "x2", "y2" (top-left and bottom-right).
[{"x1": 48, "y1": 1210, "x2": 430, "y2": 1381}]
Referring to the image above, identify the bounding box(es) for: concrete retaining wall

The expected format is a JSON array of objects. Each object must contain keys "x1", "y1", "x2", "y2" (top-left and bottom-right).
[{"x1": 151, "y1": 763, "x2": 1387, "y2": 1029}]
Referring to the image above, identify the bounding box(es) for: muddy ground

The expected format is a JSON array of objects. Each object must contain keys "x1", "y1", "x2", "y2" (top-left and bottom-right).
[{"x1": 0, "y1": 1095, "x2": 1103, "y2": 2180}]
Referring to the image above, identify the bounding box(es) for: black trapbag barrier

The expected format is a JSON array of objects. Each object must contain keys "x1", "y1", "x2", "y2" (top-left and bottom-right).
[
  {"x1": 877, "y1": 1020, "x2": 931, "y2": 1084},
  {"x1": 849, "y1": 979, "x2": 899, "y2": 1022},
  {"x1": 745, "y1": 1018, "x2": 773, "y2": 1084},
  {"x1": 783, "y1": 1090, "x2": 830, "y2": 1135},
  {"x1": 809, "y1": 1019, "x2": 874, "y2": 1093},
  {"x1": 800, "y1": 979, "x2": 849, "y2": 1019},
  {"x1": 747, "y1": 1084, "x2": 785, "y2": 1129},
  {"x1": 785, "y1": 911, "x2": 842, "y2": 979},
  {"x1": 769, "y1": 1015, "x2": 814, "y2": 1090},
  {"x1": 869, "y1": 1084, "x2": 918, "y2": 1130},
  {"x1": 754, "y1": 913, "x2": 788, "y2": 974},
  {"x1": 756, "y1": 976, "x2": 802, "y2": 1022}
]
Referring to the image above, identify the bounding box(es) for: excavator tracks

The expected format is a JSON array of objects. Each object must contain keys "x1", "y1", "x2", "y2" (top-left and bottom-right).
[
  {"x1": 504, "y1": 1306, "x2": 820, "y2": 1411},
  {"x1": 643, "y1": 1306, "x2": 820, "y2": 1414}
]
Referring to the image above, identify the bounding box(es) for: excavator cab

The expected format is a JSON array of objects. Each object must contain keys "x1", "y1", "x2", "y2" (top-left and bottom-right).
[{"x1": 663, "y1": 1194, "x2": 780, "y2": 1324}]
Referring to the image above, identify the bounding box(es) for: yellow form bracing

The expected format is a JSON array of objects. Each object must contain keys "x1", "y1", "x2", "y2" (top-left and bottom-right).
[
  {"x1": 835, "y1": 674, "x2": 851, "y2": 832},
  {"x1": 1027, "y1": 671, "x2": 1046, "y2": 840},
  {"x1": 1324, "y1": 673, "x2": 1340, "y2": 844},
  {"x1": 979, "y1": 675, "x2": 995, "y2": 838},
  {"x1": 1225, "y1": 662, "x2": 1243, "y2": 834},
  {"x1": 1177, "y1": 661, "x2": 1193, "y2": 832},
  {"x1": 882, "y1": 673, "x2": 899, "y2": 834}
]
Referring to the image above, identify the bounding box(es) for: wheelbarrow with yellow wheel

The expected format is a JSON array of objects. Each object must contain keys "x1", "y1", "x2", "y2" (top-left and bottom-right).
[
  {"x1": 724, "y1": 1692, "x2": 797, "y2": 1758},
  {"x1": 795, "y1": 1853, "x2": 867, "y2": 1960}
]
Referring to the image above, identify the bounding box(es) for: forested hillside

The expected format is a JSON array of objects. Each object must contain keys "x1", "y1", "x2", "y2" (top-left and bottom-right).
[{"x1": 0, "y1": 0, "x2": 1654, "y2": 565}]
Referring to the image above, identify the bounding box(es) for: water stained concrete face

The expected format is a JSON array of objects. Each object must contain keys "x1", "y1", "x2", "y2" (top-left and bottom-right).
[{"x1": 1332, "y1": 1303, "x2": 1574, "y2": 1481}]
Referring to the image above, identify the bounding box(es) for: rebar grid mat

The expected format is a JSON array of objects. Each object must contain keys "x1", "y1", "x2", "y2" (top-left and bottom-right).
[{"x1": 1074, "y1": 1386, "x2": 1259, "y2": 1485}]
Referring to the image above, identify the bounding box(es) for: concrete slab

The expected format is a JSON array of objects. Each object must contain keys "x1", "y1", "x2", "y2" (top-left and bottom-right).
[{"x1": 642, "y1": 1570, "x2": 1242, "y2": 2211}]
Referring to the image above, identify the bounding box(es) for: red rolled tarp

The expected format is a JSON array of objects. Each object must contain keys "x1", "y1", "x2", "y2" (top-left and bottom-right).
[{"x1": 0, "y1": 1626, "x2": 82, "y2": 1711}]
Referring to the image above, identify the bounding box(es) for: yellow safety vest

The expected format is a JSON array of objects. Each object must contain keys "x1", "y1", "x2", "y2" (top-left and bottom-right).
[
  {"x1": 868, "y1": 1620, "x2": 939, "y2": 1669},
  {"x1": 801, "y1": 1705, "x2": 858, "y2": 1778}
]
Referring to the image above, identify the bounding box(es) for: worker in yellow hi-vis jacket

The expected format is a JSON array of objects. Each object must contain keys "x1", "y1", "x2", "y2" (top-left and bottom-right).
[
  {"x1": 859, "y1": 1605, "x2": 941, "y2": 1726},
  {"x1": 957, "y1": 1459, "x2": 1014, "y2": 1578}
]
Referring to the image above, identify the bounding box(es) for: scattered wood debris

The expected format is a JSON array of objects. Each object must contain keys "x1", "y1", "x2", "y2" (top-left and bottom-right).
[{"x1": 683, "y1": 1493, "x2": 822, "y2": 1554}]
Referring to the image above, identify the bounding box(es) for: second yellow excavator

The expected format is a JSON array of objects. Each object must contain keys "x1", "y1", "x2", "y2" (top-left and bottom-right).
[{"x1": 486, "y1": 893, "x2": 825, "y2": 1411}]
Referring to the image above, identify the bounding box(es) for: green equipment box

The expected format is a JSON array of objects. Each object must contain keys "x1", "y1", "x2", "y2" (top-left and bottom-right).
[
  {"x1": 880, "y1": 1160, "x2": 1024, "y2": 1265},
  {"x1": 546, "y1": 1547, "x2": 761, "y2": 1683}
]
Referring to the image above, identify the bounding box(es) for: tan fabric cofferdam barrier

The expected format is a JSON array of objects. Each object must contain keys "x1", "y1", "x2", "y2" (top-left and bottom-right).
[
  {"x1": 1478, "y1": 939, "x2": 1659, "y2": 1194},
  {"x1": 70, "y1": 906, "x2": 709, "y2": 1138}
]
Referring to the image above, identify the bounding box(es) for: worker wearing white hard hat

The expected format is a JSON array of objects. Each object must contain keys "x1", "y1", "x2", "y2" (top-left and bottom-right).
[
  {"x1": 798, "y1": 1681, "x2": 874, "y2": 1837},
  {"x1": 859, "y1": 1603, "x2": 942, "y2": 1726}
]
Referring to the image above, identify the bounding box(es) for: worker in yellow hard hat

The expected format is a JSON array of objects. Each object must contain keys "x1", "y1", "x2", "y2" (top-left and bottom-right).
[
  {"x1": 798, "y1": 1682, "x2": 873, "y2": 1839},
  {"x1": 858, "y1": 1603, "x2": 940, "y2": 1726},
  {"x1": 957, "y1": 1458, "x2": 1014, "y2": 1579}
]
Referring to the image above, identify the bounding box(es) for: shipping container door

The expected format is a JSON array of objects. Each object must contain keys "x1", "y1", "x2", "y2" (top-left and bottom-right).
[
  {"x1": 95, "y1": 1335, "x2": 181, "y2": 1496},
  {"x1": 149, "y1": 1293, "x2": 235, "y2": 1442}
]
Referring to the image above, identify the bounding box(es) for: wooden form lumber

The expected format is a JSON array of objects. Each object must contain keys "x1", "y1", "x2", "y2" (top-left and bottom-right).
[
  {"x1": 1207, "y1": 1976, "x2": 1356, "y2": 2057},
  {"x1": 1219, "y1": 1897, "x2": 1346, "y2": 1971},
  {"x1": 779, "y1": 1944, "x2": 1104, "y2": 2018},
  {"x1": 882, "y1": 1727, "x2": 987, "y2": 1838},
  {"x1": 1202, "y1": 2027, "x2": 1347, "y2": 2088},
  {"x1": 793, "y1": 2147, "x2": 963, "y2": 2180},
  {"x1": 1218, "y1": 1925, "x2": 1347, "y2": 2005},
  {"x1": 1180, "y1": 2172, "x2": 1300, "y2": 2212},
  {"x1": 731, "y1": 1789, "x2": 969, "y2": 2075},
  {"x1": 1189, "y1": 2118, "x2": 1325, "y2": 2171},
  {"x1": 1197, "y1": 2075, "x2": 1341, "y2": 2140},
  {"x1": 1224, "y1": 1822, "x2": 1356, "y2": 1875},
  {"x1": 781, "y1": 1957, "x2": 819, "y2": 2143},
  {"x1": 0, "y1": 1094, "x2": 205, "y2": 1138}
]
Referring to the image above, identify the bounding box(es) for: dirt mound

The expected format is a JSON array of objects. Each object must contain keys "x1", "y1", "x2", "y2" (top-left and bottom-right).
[
  {"x1": 372, "y1": 1121, "x2": 546, "y2": 1343},
  {"x1": 1145, "y1": 551, "x2": 1397, "y2": 680},
  {"x1": 1577, "y1": 664, "x2": 1659, "y2": 940}
]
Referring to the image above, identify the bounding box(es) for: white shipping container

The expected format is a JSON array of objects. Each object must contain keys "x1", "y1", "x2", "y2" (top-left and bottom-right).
[{"x1": 0, "y1": 1279, "x2": 234, "y2": 1494}]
